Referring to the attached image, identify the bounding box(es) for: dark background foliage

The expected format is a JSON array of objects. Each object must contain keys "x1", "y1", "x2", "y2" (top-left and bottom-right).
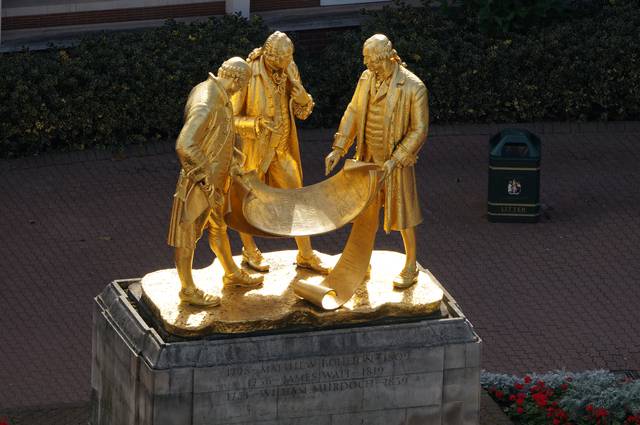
[
  {"x1": 1, "y1": 1, "x2": 639, "y2": 157},
  {"x1": 0, "y1": 15, "x2": 269, "y2": 157}
]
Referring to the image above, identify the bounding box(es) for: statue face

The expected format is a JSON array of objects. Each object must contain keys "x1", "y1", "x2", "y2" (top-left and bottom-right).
[
  {"x1": 264, "y1": 50, "x2": 293, "y2": 72},
  {"x1": 363, "y1": 48, "x2": 390, "y2": 79}
]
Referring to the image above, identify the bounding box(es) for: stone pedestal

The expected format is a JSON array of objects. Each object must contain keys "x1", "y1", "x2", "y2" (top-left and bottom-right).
[{"x1": 90, "y1": 278, "x2": 481, "y2": 425}]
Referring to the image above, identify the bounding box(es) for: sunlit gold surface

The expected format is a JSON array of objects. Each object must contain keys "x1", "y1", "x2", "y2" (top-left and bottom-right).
[
  {"x1": 141, "y1": 250, "x2": 444, "y2": 337},
  {"x1": 230, "y1": 31, "x2": 321, "y2": 263},
  {"x1": 226, "y1": 160, "x2": 379, "y2": 237},
  {"x1": 322, "y1": 34, "x2": 430, "y2": 298}
]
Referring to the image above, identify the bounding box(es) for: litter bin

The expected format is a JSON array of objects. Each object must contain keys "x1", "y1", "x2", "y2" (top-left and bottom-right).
[{"x1": 488, "y1": 128, "x2": 541, "y2": 222}]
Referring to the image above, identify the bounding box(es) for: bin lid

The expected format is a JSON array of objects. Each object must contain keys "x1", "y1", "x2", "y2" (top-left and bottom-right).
[{"x1": 490, "y1": 128, "x2": 541, "y2": 160}]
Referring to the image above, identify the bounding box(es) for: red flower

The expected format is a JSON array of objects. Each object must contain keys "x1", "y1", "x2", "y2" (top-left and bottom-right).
[
  {"x1": 560, "y1": 383, "x2": 569, "y2": 391},
  {"x1": 515, "y1": 383, "x2": 524, "y2": 390},
  {"x1": 537, "y1": 380, "x2": 546, "y2": 387},
  {"x1": 524, "y1": 375, "x2": 532, "y2": 384},
  {"x1": 532, "y1": 392, "x2": 548, "y2": 408},
  {"x1": 595, "y1": 408, "x2": 609, "y2": 418},
  {"x1": 517, "y1": 407, "x2": 524, "y2": 414},
  {"x1": 495, "y1": 390, "x2": 504, "y2": 399},
  {"x1": 586, "y1": 404, "x2": 594, "y2": 413},
  {"x1": 553, "y1": 419, "x2": 561, "y2": 425},
  {"x1": 509, "y1": 394, "x2": 517, "y2": 401}
]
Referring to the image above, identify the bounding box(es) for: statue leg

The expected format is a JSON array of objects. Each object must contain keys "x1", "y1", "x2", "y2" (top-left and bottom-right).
[
  {"x1": 268, "y1": 149, "x2": 331, "y2": 274},
  {"x1": 393, "y1": 226, "x2": 419, "y2": 289},
  {"x1": 208, "y1": 219, "x2": 263, "y2": 287},
  {"x1": 175, "y1": 246, "x2": 221, "y2": 306},
  {"x1": 240, "y1": 232, "x2": 270, "y2": 272}
]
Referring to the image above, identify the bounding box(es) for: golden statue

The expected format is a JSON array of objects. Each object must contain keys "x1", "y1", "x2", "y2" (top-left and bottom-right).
[
  {"x1": 142, "y1": 34, "x2": 441, "y2": 332},
  {"x1": 231, "y1": 31, "x2": 330, "y2": 275},
  {"x1": 167, "y1": 56, "x2": 264, "y2": 307},
  {"x1": 325, "y1": 34, "x2": 429, "y2": 289}
]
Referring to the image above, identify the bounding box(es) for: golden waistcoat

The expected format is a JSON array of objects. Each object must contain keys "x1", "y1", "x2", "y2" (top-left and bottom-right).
[{"x1": 333, "y1": 63, "x2": 429, "y2": 232}]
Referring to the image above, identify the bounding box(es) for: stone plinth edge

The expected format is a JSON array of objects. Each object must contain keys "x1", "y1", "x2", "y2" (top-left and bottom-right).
[{"x1": 91, "y1": 279, "x2": 482, "y2": 425}]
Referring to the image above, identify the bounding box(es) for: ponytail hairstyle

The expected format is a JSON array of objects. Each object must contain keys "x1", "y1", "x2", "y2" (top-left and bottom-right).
[
  {"x1": 363, "y1": 34, "x2": 406, "y2": 67},
  {"x1": 218, "y1": 56, "x2": 251, "y2": 85}
]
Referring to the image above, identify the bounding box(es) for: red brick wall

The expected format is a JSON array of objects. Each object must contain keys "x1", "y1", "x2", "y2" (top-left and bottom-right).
[
  {"x1": 4, "y1": 2, "x2": 225, "y2": 31},
  {"x1": 251, "y1": 0, "x2": 320, "y2": 12}
]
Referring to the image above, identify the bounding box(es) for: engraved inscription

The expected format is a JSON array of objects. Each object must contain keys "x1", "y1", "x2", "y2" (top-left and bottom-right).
[{"x1": 197, "y1": 350, "x2": 433, "y2": 422}]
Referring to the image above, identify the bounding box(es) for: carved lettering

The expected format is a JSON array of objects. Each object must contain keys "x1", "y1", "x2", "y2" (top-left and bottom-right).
[{"x1": 221, "y1": 350, "x2": 415, "y2": 405}]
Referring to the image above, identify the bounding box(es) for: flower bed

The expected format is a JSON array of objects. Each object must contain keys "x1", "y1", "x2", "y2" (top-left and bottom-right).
[{"x1": 481, "y1": 370, "x2": 640, "y2": 424}]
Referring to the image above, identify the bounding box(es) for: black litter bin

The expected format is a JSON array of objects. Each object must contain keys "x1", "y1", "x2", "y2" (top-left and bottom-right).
[{"x1": 488, "y1": 128, "x2": 541, "y2": 222}]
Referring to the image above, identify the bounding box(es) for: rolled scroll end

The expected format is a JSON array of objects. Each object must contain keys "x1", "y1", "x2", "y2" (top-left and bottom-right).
[{"x1": 292, "y1": 281, "x2": 341, "y2": 310}]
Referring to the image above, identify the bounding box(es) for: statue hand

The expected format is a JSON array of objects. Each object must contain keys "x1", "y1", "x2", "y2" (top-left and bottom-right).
[
  {"x1": 325, "y1": 150, "x2": 342, "y2": 176},
  {"x1": 258, "y1": 117, "x2": 282, "y2": 135},
  {"x1": 229, "y1": 163, "x2": 244, "y2": 178},
  {"x1": 378, "y1": 158, "x2": 397, "y2": 185}
]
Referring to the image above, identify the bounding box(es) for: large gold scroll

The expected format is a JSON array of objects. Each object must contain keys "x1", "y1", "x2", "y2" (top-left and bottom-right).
[{"x1": 226, "y1": 160, "x2": 382, "y2": 310}]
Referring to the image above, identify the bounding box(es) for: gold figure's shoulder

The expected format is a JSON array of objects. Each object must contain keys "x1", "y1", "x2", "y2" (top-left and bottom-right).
[
  {"x1": 186, "y1": 75, "x2": 226, "y2": 111},
  {"x1": 360, "y1": 69, "x2": 372, "y2": 80},
  {"x1": 399, "y1": 66, "x2": 426, "y2": 89}
]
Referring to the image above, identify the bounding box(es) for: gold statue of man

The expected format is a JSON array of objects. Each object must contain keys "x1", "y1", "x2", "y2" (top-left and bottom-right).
[
  {"x1": 325, "y1": 34, "x2": 429, "y2": 289},
  {"x1": 232, "y1": 31, "x2": 330, "y2": 274},
  {"x1": 167, "y1": 57, "x2": 263, "y2": 307}
]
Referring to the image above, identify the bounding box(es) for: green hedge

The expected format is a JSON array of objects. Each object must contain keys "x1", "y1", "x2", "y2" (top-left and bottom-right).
[
  {"x1": 300, "y1": 0, "x2": 640, "y2": 127},
  {"x1": 1, "y1": 2, "x2": 639, "y2": 157},
  {"x1": 0, "y1": 15, "x2": 269, "y2": 157}
]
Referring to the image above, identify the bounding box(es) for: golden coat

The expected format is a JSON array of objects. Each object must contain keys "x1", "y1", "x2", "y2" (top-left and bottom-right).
[
  {"x1": 167, "y1": 74, "x2": 236, "y2": 248},
  {"x1": 231, "y1": 56, "x2": 313, "y2": 179},
  {"x1": 333, "y1": 63, "x2": 429, "y2": 232}
]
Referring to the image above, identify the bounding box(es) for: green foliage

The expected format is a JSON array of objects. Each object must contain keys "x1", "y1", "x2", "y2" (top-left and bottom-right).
[
  {"x1": 1, "y1": 2, "x2": 640, "y2": 157},
  {"x1": 442, "y1": 0, "x2": 567, "y2": 36},
  {"x1": 341, "y1": 0, "x2": 640, "y2": 124},
  {"x1": 0, "y1": 15, "x2": 269, "y2": 158}
]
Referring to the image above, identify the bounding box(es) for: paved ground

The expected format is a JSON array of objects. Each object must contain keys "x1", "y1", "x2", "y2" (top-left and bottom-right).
[
  {"x1": 0, "y1": 392, "x2": 515, "y2": 424},
  {"x1": 1, "y1": 122, "x2": 639, "y2": 413}
]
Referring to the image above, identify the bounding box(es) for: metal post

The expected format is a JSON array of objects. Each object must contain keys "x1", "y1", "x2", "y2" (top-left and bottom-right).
[{"x1": 225, "y1": 0, "x2": 250, "y2": 17}]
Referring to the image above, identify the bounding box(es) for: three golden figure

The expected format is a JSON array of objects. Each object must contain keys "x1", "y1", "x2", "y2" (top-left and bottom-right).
[{"x1": 168, "y1": 33, "x2": 429, "y2": 308}]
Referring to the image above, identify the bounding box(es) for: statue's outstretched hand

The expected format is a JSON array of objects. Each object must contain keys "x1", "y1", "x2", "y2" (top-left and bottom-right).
[
  {"x1": 378, "y1": 158, "x2": 397, "y2": 185},
  {"x1": 325, "y1": 150, "x2": 342, "y2": 176}
]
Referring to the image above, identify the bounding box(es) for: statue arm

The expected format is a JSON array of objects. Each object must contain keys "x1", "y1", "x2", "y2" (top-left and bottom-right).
[
  {"x1": 332, "y1": 76, "x2": 365, "y2": 156},
  {"x1": 292, "y1": 95, "x2": 314, "y2": 120},
  {"x1": 232, "y1": 83, "x2": 261, "y2": 141},
  {"x1": 175, "y1": 105, "x2": 210, "y2": 180},
  {"x1": 288, "y1": 61, "x2": 314, "y2": 120},
  {"x1": 391, "y1": 82, "x2": 429, "y2": 166}
]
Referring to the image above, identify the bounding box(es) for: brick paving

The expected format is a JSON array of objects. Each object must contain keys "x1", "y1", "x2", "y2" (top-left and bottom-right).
[
  {"x1": 0, "y1": 393, "x2": 515, "y2": 424},
  {"x1": 0, "y1": 122, "x2": 639, "y2": 412}
]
